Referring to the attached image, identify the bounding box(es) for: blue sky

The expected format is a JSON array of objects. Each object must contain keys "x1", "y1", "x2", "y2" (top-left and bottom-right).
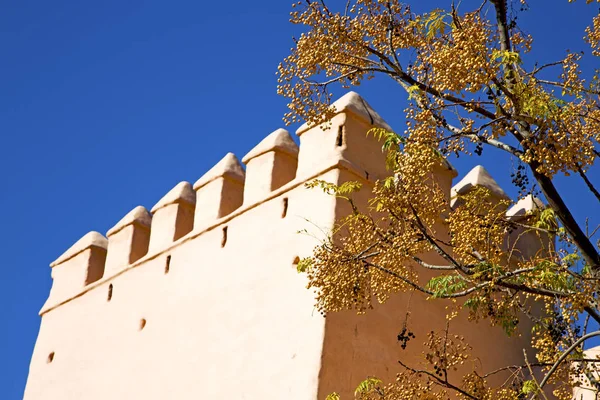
[{"x1": 1, "y1": 1, "x2": 598, "y2": 398}]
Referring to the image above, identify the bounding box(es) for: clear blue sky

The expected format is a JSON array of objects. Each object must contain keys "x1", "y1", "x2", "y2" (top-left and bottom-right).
[{"x1": 1, "y1": 1, "x2": 598, "y2": 398}]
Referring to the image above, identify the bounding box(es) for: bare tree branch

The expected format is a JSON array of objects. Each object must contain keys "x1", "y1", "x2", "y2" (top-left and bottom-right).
[
  {"x1": 533, "y1": 330, "x2": 600, "y2": 399},
  {"x1": 530, "y1": 166, "x2": 600, "y2": 269},
  {"x1": 578, "y1": 166, "x2": 600, "y2": 203},
  {"x1": 398, "y1": 359, "x2": 479, "y2": 400}
]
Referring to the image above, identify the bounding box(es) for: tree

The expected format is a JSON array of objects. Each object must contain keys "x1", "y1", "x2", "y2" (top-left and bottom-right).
[{"x1": 277, "y1": 1, "x2": 600, "y2": 399}]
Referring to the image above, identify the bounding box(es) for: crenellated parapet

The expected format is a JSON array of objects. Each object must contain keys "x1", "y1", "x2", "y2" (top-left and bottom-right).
[
  {"x1": 295, "y1": 91, "x2": 392, "y2": 182},
  {"x1": 505, "y1": 194, "x2": 553, "y2": 260},
  {"x1": 450, "y1": 165, "x2": 553, "y2": 262},
  {"x1": 39, "y1": 92, "x2": 405, "y2": 314},
  {"x1": 450, "y1": 165, "x2": 509, "y2": 209},
  {"x1": 27, "y1": 91, "x2": 556, "y2": 400},
  {"x1": 242, "y1": 128, "x2": 298, "y2": 205},
  {"x1": 38, "y1": 92, "x2": 551, "y2": 316},
  {"x1": 43, "y1": 231, "x2": 108, "y2": 311},
  {"x1": 193, "y1": 152, "x2": 245, "y2": 229},
  {"x1": 149, "y1": 181, "x2": 196, "y2": 252},
  {"x1": 506, "y1": 194, "x2": 544, "y2": 219},
  {"x1": 104, "y1": 206, "x2": 152, "y2": 277}
]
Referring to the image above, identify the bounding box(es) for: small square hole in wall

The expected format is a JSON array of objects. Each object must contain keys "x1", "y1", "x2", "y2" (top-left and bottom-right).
[
  {"x1": 47, "y1": 352, "x2": 55, "y2": 364},
  {"x1": 282, "y1": 198, "x2": 289, "y2": 218},
  {"x1": 221, "y1": 226, "x2": 228, "y2": 248},
  {"x1": 165, "y1": 255, "x2": 171, "y2": 274},
  {"x1": 336, "y1": 125, "x2": 344, "y2": 147},
  {"x1": 107, "y1": 284, "x2": 113, "y2": 302}
]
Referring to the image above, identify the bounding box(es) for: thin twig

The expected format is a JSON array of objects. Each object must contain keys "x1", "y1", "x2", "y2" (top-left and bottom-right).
[
  {"x1": 398, "y1": 360, "x2": 478, "y2": 400},
  {"x1": 533, "y1": 330, "x2": 600, "y2": 399},
  {"x1": 523, "y1": 349, "x2": 549, "y2": 400},
  {"x1": 577, "y1": 166, "x2": 600, "y2": 203}
]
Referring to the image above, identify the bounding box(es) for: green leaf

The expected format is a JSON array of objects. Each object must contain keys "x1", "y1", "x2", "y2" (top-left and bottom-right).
[
  {"x1": 326, "y1": 393, "x2": 341, "y2": 400},
  {"x1": 562, "y1": 253, "x2": 581, "y2": 267},
  {"x1": 521, "y1": 380, "x2": 537, "y2": 395},
  {"x1": 464, "y1": 297, "x2": 483, "y2": 312},
  {"x1": 354, "y1": 377, "x2": 383, "y2": 396},
  {"x1": 367, "y1": 128, "x2": 405, "y2": 150},
  {"x1": 366, "y1": 128, "x2": 405, "y2": 171},
  {"x1": 305, "y1": 179, "x2": 362, "y2": 198},
  {"x1": 406, "y1": 84, "x2": 421, "y2": 100},
  {"x1": 582, "y1": 264, "x2": 591, "y2": 275},
  {"x1": 296, "y1": 257, "x2": 313, "y2": 273},
  {"x1": 337, "y1": 181, "x2": 363, "y2": 195},
  {"x1": 423, "y1": 9, "x2": 449, "y2": 39},
  {"x1": 426, "y1": 275, "x2": 467, "y2": 298},
  {"x1": 535, "y1": 208, "x2": 557, "y2": 230},
  {"x1": 382, "y1": 176, "x2": 395, "y2": 190},
  {"x1": 492, "y1": 49, "x2": 522, "y2": 65},
  {"x1": 385, "y1": 150, "x2": 399, "y2": 170}
]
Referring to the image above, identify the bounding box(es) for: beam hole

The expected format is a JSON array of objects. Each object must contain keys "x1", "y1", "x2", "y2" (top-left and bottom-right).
[
  {"x1": 282, "y1": 198, "x2": 289, "y2": 218},
  {"x1": 107, "y1": 284, "x2": 113, "y2": 302},
  {"x1": 165, "y1": 255, "x2": 171, "y2": 274},
  {"x1": 336, "y1": 125, "x2": 344, "y2": 147},
  {"x1": 221, "y1": 226, "x2": 228, "y2": 248}
]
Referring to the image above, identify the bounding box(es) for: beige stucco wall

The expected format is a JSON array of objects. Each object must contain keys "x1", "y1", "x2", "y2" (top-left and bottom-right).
[
  {"x1": 25, "y1": 184, "x2": 335, "y2": 399},
  {"x1": 572, "y1": 346, "x2": 600, "y2": 400},
  {"x1": 24, "y1": 92, "x2": 541, "y2": 400}
]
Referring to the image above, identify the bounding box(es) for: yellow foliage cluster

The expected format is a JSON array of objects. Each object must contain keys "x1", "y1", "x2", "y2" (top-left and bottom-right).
[
  {"x1": 586, "y1": 14, "x2": 600, "y2": 56},
  {"x1": 278, "y1": 0, "x2": 600, "y2": 178},
  {"x1": 278, "y1": 0, "x2": 600, "y2": 399}
]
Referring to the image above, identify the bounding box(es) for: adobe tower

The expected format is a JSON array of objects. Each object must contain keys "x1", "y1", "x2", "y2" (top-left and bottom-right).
[{"x1": 23, "y1": 92, "x2": 542, "y2": 399}]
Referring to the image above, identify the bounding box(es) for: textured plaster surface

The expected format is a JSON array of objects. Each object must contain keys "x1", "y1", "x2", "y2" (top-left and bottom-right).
[
  {"x1": 242, "y1": 128, "x2": 298, "y2": 163},
  {"x1": 24, "y1": 92, "x2": 544, "y2": 400},
  {"x1": 573, "y1": 346, "x2": 600, "y2": 400},
  {"x1": 106, "y1": 206, "x2": 152, "y2": 237},
  {"x1": 193, "y1": 152, "x2": 245, "y2": 190},
  {"x1": 50, "y1": 231, "x2": 107, "y2": 267},
  {"x1": 151, "y1": 181, "x2": 196, "y2": 213},
  {"x1": 26, "y1": 185, "x2": 332, "y2": 399}
]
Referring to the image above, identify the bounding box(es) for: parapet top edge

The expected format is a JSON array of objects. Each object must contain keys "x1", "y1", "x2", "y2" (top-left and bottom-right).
[
  {"x1": 151, "y1": 181, "x2": 196, "y2": 213},
  {"x1": 192, "y1": 153, "x2": 245, "y2": 190},
  {"x1": 451, "y1": 165, "x2": 509, "y2": 200},
  {"x1": 106, "y1": 206, "x2": 152, "y2": 237},
  {"x1": 242, "y1": 128, "x2": 299, "y2": 164},
  {"x1": 242, "y1": 146, "x2": 299, "y2": 165},
  {"x1": 106, "y1": 218, "x2": 151, "y2": 237},
  {"x1": 192, "y1": 172, "x2": 245, "y2": 191},
  {"x1": 50, "y1": 231, "x2": 108, "y2": 268},
  {"x1": 39, "y1": 156, "x2": 374, "y2": 316},
  {"x1": 292, "y1": 92, "x2": 457, "y2": 176},
  {"x1": 295, "y1": 91, "x2": 393, "y2": 136},
  {"x1": 506, "y1": 195, "x2": 545, "y2": 220}
]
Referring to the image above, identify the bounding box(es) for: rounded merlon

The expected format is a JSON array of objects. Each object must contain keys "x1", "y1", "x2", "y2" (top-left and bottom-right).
[
  {"x1": 50, "y1": 231, "x2": 108, "y2": 267},
  {"x1": 242, "y1": 128, "x2": 299, "y2": 164},
  {"x1": 451, "y1": 165, "x2": 509, "y2": 200},
  {"x1": 295, "y1": 91, "x2": 393, "y2": 135},
  {"x1": 106, "y1": 206, "x2": 152, "y2": 237},
  {"x1": 193, "y1": 153, "x2": 245, "y2": 191},
  {"x1": 506, "y1": 195, "x2": 545, "y2": 220},
  {"x1": 151, "y1": 182, "x2": 196, "y2": 214}
]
